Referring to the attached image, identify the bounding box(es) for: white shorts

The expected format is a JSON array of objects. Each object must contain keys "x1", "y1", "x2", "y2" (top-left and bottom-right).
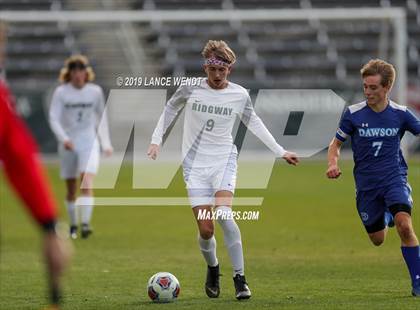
[
  {"x1": 182, "y1": 153, "x2": 237, "y2": 207},
  {"x1": 59, "y1": 142, "x2": 99, "y2": 179}
]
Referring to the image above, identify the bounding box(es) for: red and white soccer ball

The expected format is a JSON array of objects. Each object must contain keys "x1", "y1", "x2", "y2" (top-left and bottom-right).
[{"x1": 147, "y1": 272, "x2": 180, "y2": 303}]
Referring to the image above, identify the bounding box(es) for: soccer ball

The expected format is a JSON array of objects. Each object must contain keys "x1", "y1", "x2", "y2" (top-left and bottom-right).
[{"x1": 147, "y1": 272, "x2": 180, "y2": 303}]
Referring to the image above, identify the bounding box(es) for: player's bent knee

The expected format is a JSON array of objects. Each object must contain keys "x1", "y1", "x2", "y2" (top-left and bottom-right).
[
  {"x1": 199, "y1": 225, "x2": 214, "y2": 240},
  {"x1": 200, "y1": 230, "x2": 214, "y2": 240},
  {"x1": 395, "y1": 213, "x2": 412, "y2": 231},
  {"x1": 396, "y1": 222, "x2": 414, "y2": 240},
  {"x1": 368, "y1": 232, "x2": 385, "y2": 246}
]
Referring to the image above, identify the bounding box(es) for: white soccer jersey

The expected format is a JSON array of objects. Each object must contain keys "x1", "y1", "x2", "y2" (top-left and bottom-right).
[
  {"x1": 49, "y1": 83, "x2": 112, "y2": 151},
  {"x1": 151, "y1": 79, "x2": 285, "y2": 167}
]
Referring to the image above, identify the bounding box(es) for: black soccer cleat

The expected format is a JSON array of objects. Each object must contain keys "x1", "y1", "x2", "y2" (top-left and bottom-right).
[
  {"x1": 205, "y1": 264, "x2": 220, "y2": 298},
  {"x1": 69, "y1": 225, "x2": 78, "y2": 240},
  {"x1": 233, "y1": 274, "x2": 251, "y2": 300},
  {"x1": 81, "y1": 223, "x2": 92, "y2": 239}
]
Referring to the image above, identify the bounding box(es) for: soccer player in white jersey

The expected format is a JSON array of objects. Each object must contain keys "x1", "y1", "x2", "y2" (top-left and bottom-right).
[
  {"x1": 148, "y1": 40, "x2": 299, "y2": 300},
  {"x1": 49, "y1": 55, "x2": 113, "y2": 239}
]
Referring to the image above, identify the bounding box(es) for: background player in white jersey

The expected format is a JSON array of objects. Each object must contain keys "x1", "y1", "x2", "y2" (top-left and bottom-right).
[
  {"x1": 148, "y1": 40, "x2": 299, "y2": 300},
  {"x1": 49, "y1": 55, "x2": 113, "y2": 239}
]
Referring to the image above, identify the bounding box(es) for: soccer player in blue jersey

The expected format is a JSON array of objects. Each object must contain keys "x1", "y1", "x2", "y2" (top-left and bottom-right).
[{"x1": 327, "y1": 59, "x2": 420, "y2": 296}]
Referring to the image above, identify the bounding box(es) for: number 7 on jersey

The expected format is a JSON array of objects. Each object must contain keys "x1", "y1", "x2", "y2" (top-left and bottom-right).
[{"x1": 372, "y1": 141, "x2": 383, "y2": 157}]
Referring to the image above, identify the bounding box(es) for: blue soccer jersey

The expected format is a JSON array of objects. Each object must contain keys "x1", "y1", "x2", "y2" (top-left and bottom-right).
[{"x1": 336, "y1": 101, "x2": 420, "y2": 191}]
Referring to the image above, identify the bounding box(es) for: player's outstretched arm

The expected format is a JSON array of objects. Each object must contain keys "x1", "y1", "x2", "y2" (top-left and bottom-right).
[
  {"x1": 326, "y1": 138, "x2": 343, "y2": 179},
  {"x1": 239, "y1": 97, "x2": 299, "y2": 166}
]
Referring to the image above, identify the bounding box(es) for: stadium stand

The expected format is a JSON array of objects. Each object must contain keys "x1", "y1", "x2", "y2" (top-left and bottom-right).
[
  {"x1": 132, "y1": 0, "x2": 420, "y2": 98},
  {"x1": 2, "y1": 0, "x2": 71, "y2": 92}
]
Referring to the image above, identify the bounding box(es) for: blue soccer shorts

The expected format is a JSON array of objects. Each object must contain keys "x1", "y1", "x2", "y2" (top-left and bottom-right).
[{"x1": 356, "y1": 182, "x2": 413, "y2": 233}]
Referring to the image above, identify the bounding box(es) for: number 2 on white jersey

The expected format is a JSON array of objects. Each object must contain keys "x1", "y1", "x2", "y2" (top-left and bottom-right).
[
  {"x1": 77, "y1": 111, "x2": 83, "y2": 122},
  {"x1": 372, "y1": 141, "x2": 383, "y2": 157}
]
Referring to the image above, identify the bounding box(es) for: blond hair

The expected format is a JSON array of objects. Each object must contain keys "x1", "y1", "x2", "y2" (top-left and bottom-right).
[
  {"x1": 202, "y1": 40, "x2": 236, "y2": 65},
  {"x1": 360, "y1": 59, "x2": 395, "y2": 88},
  {"x1": 59, "y1": 54, "x2": 95, "y2": 83}
]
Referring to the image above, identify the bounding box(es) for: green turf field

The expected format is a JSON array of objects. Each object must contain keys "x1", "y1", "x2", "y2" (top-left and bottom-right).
[{"x1": 1, "y1": 160, "x2": 420, "y2": 309}]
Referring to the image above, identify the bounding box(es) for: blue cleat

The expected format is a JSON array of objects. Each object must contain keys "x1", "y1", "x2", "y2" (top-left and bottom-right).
[{"x1": 385, "y1": 212, "x2": 394, "y2": 228}]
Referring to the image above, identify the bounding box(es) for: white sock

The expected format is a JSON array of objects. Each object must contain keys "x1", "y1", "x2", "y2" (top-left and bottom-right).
[
  {"x1": 216, "y1": 206, "x2": 244, "y2": 276},
  {"x1": 78, "y1": 196, "x2": 94, "y2": 225},
  {"x1": 198, "y1": 235, "x2": 219, "y2": 267},
  {"x1": 66, "y1": 200, "x2": 78, "y2": 226}
]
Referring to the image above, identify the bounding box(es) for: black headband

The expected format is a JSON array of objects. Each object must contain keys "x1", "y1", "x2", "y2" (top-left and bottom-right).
[{"x1": 68, "y1": 61, "x2": 87, "y2": 70}]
